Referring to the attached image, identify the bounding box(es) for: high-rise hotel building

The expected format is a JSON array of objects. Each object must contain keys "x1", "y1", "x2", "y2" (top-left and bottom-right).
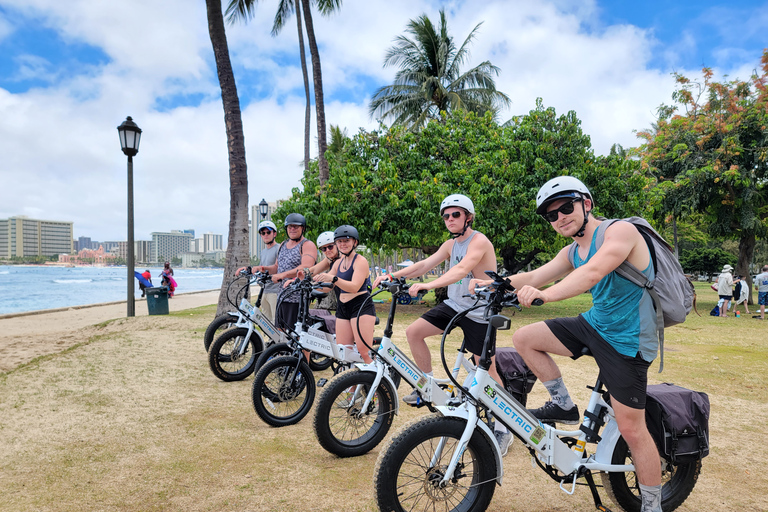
[
  {"x1": 151, "y1": 230, "x2": 194, "y2": 263},
  {"x1": 0, "y1": 216, "x2": 73, "y2": 258}
]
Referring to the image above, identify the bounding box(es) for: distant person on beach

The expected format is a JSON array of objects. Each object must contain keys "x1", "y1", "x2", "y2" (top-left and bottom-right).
[
  {"x1": 754, "y1": 265, "x2": 768, "y2": 320},
  {"x1": 161, "y1": 262, "x2": 176, "y2": 298},
  {"x1": 732, "y1": 275, "x2": 750, "y2": 316},
  {"x1": 716, "y1": 264, "x2": 734, "y2": 317},
  {"x1": 139, "y1": 270, "x2": 152, "y2": 297}
]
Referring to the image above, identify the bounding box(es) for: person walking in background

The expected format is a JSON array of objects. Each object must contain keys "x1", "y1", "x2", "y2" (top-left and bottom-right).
[
  {"x1": 754, "y1": 265, "x2": 768, "y2": 320},
  {"x1": 160, "y1": 262, "x2": 176, "y2": 298},
  {"x1": 139, "y1": 269, "x2": 152, "y2": 297},
  {"x1": 717, "y1": 264, "x2": 734, "y2": 317},
  {"x1": 732, "y1": 275, "x2": 750, "y2": 316},
  {"x1": 256, "y1": 220, "x2": 280, "y2": 322}
]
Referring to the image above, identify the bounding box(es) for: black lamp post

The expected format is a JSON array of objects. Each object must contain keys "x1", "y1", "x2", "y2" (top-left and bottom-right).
[
  {"x1": 117, "y1": 116, "x2": 142, "y2": 317},
  {"x1": 259, "y1": 198, "x2": 269, "y2": 219}
]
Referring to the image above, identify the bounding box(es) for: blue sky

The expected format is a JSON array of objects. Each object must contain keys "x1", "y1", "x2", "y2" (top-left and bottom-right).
[{"x1": 0, "y1": 0, "x2": 766, "y2": 243}]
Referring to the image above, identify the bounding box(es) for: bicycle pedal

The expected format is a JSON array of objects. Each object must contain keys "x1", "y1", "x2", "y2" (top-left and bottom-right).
[{"x1": 317, "y1": 378, "x2": 328, "y2": 387}]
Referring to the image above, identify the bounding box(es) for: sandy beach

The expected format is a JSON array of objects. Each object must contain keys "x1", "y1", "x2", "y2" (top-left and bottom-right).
[{"x1": 0, "y1": 290, "x2": 219, "y2": 372}]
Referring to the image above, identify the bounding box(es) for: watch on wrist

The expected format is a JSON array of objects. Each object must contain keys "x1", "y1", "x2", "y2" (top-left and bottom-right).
[{"x1": 332, "y1": 276, "x2": 339, "y2": 285}]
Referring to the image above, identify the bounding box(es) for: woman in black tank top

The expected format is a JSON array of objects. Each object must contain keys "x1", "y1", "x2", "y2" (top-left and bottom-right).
[{"x1": 314, "y1": 225, "x2": 376, "y2": 364}]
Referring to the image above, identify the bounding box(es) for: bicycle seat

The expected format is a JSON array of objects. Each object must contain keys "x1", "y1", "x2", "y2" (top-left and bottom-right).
[
  {"x1": 311, "y1": 290, "x2": 329, "y2": 299},
  {"x1": 580, "y1": 346, "x2": 593, "y2": 357}
]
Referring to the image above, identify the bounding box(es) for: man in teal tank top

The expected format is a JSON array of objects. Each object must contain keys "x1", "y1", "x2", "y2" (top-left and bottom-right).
[{"x1": 472, "y1": 176, "x2": 663, "y2": 512}]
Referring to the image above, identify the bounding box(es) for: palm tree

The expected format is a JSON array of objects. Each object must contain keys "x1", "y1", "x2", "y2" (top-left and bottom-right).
[
  {"x1": 206, "y1": 0, "x2": 251, "y2": 316},
  {"x1": 227, "y1": 0, "x2": 341, "y2": 184},
  {"x1": 369, "y1": 9, "x2": 511, "y2": 130}
]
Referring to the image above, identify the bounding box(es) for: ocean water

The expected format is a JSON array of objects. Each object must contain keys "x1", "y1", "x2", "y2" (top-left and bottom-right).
[{"x1": 0, "y1": 265, "x2": 224, "y2": 315}]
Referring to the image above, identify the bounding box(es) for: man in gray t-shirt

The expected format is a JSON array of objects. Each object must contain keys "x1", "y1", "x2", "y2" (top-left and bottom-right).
[
  {"x1": 754, "y1": 265, "x2": 768, "y2": 320},
  {"x1": 257, "y1": 221, "x2": 280, "y2": 322}
]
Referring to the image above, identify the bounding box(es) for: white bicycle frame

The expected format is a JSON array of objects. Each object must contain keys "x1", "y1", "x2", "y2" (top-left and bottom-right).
[
  {"x1": 434, "y1": 361, "x2": 633, "y2": 490},
  {"x1": 231, "y1": 298, "x2": 290, "y2": 357}
]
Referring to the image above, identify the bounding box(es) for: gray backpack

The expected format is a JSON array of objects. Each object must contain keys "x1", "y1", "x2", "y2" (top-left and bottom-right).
[{"x1": 568, "y1": 217, "x2": 696, "y2": 372}]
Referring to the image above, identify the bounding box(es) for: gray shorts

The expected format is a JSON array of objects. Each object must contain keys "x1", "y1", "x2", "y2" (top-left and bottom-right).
[{"x1": 544, "y1": 315, "x2": 651, "y2": 409}]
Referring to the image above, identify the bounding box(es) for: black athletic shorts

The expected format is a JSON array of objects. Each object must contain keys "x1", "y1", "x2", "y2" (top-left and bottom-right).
[
  {"x1": 276, "y1": 301, "x2": 299, "y2": 331},
  {"x1": 544, "y1": 315, "x2": 651, "y2": 409},
  {"x1": 336, "y1": 293, "x2": 376, "y2": 320},
  {"x1": 421, "y1": 302, "x2": 489, "y2": 356}
]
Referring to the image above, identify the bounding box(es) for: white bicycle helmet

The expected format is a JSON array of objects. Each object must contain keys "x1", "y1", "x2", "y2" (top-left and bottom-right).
[
  {"x1": 316, "y1": 231, "x2": 335, "y2": 248},
  {"x1": 535, "y1": 176, "x2": 592, "y2": 215},
  {"x1": 257, "y1": 220, "x2": 277, "y2": 232},
  {"x1": 440, "y1": 194, "x2": 475, "y2": 215}
]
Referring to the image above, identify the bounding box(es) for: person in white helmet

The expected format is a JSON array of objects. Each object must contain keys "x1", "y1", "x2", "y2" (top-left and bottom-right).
[
  {"x1": 372, "y1": 193, "x2": 513, "y2": 456},
  {"x1": 472, "y1": 175, "x2": 663, "y2": 512},
  {"x1": 284, "y1": 231, "x2": 340, "y2": 285},
  {"x1": 255, "y1": 220, "x2": 280, "y2": 322}
]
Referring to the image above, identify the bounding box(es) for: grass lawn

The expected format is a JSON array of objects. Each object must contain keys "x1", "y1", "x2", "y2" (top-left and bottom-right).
[{"x1": 0, "y1": 281, "x2": 765, "y2": 511}]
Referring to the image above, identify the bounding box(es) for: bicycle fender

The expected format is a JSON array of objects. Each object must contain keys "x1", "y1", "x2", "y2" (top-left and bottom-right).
[
  {"x1": 353, "y1": 363, "x2": 400, "y2": 417},
  {"x1": 434, "y1": 406, "x2": 503, "y2": 484},
  {"x1": 593, "y1": 419, "x2": 622, "y2": 465}
]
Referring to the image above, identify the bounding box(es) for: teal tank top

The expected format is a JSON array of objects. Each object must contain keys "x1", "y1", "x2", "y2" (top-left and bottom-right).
[{"x1": 572, "y1": 226, "x2": 658, "y2": 362}]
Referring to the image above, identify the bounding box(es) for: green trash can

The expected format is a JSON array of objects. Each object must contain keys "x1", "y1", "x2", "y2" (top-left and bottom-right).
[{"x1": 146, "y1": 287, "x2": 169, "y2": 315}]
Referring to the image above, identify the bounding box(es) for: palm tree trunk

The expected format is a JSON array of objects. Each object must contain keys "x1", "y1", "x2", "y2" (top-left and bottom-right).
[
  {"x1": 300, "y1": 0, "x2": 329, "y2": 185},
  {"x1": 295, "y1": 0, "x2": 311, "y2": 172},
  {"x1": 206, "y1": 0, "x2": 250, "y2": 316}
]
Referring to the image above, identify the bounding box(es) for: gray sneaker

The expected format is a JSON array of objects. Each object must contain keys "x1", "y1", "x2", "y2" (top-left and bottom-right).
[
  {"x1": 402, "y1": 388, "x2": 422, "y2": 406},
  {"x1": 494, "y1": 430, "x2": 513, "y2": 457}
]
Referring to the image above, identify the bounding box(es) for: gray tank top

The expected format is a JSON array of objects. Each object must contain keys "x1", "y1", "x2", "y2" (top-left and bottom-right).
[{"x1": 443, "y1": 231, "x2": 492, "y2": 323}]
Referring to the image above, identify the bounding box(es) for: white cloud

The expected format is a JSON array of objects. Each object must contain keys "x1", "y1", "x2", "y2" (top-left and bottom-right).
[{"x1": 0, "y1": 0, "x2": 765, "y2": 244}]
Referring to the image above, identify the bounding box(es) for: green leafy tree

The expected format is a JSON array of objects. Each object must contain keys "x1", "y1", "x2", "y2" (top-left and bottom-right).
[
  {"x1": 637, "y1": 51, "x2": 768, "y2": 298},
  {"x1": 679, "y1": 247, "x2": 735, "y2": 277},
  {"x1": 278, "y1": 104, "x2": 650, "y2": 272},
  {"x1": 369, "y1": 9, "x2": 510, "y2": 131},
  {"x1": 206, "y1": 0, "x2": 251, "y2": 315}
]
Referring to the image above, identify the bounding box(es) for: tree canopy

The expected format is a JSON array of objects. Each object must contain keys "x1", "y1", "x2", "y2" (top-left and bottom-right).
[
  {"x1": 276, "y1": 102, "x2": 650, "y2": 272},
  {"x1": 637, "y1": 50, "x2": 768, "y2": 284}
]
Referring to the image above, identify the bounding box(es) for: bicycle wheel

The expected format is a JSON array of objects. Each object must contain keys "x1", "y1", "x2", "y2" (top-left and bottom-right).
[
  {"x1": 207, "y1": 327, "x2": 264, "y2": 382},
  {"x1": 601, "y1": 436, "x2": 701, "y2": 512},
  {"x1": 313, "y1": 368, "x2": 395, "y2": 458},
  {"x1": 309, "y1": 352, "x2": 333, "y2": 371},
  {"x1": 374, "y1": 415, "x2": 497, "y2": 512},
  {"x1": 251, "y1": 355, "x2": 316, "y2": 427},
  {"x1": 255, "y1": 342, "x2": 295, "y2": 369},
  {"x1": 203, "y1": 313, "x2": 237, "y2": 352}
]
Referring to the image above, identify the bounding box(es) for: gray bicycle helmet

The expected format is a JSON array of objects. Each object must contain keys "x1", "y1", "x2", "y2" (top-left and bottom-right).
[
  {"x1": 283, "y1": 213, "x2": 307, "y2": 227},
  {"x1": 334, "y1": 225, "x2": 359, "y2": 241}
]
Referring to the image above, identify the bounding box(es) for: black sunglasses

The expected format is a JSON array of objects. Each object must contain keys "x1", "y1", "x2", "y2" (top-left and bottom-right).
[
  {"x1": 542, "y1": 198, "x2": 582, "y2": 222},
  {"x1": 320, "y1": 245, "x2": 335, "y2": 252},
  {"x1": 259, "y1": 230, "x2": 274, "y2": 236},
  {"x1": 442, "y1": 211, "x2": 462, "y2": 220}
]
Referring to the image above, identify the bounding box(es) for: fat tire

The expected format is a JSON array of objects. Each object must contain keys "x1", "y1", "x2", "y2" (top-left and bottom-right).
[
  {"x1": 203, "y1": 313, "x2": 237, "y2": 352},
  {"x1": 601, "y1": 436, "x2": 701, "y2": 512},
  {"x1": 251, "y1": 355, "x2": 316, "y2": 427},
  {"x1": 373, "y1": 415, "x2": 497, "y2": 512},
  {"x1": 313, "y1": 368, "x2": 395, "y2": 458},
  {"x1": 207, "y1": 327, "x2": 264, "y2": 382},
  {"x1": 255, "y1": 342, "x2": 296, "y2": 369},
  {"x1": 309, "y1": 353, "x2": 333, "y2": 371}
]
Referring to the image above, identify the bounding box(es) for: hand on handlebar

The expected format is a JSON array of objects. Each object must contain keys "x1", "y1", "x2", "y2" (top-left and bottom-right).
[
  {"x1": 408, "y1": 282, "x2": 430, "y2": 297},
  {"x1": 516, "y1": 285, "x2": 548, "y2": 308},
  {"x1": 469, "y1": 278, "x2": 493, "y2": 294},
  {"x1": 372, "y1": 275, "x2": 391, "y2": 290}
]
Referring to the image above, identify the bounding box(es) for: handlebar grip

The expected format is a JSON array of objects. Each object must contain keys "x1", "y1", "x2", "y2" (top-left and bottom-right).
[{"x1": 532, "y1": 298, "x2": 544, "y2": 306}]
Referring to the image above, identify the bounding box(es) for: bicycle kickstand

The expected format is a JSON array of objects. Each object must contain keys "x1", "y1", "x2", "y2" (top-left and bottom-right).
[{"x1": 583, "y1": 469, "x2": 613, "y2": 512}]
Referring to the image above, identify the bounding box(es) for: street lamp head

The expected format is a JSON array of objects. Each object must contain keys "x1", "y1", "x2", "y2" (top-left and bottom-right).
[
  {"x1": 117, "y1": 116, "x2": 142, "y2": 157},
  {"x1": 259, "y1": 198, "x2": 268, "y2": 218}
]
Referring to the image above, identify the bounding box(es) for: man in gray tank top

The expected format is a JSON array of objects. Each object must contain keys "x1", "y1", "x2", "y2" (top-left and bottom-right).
[
  {"x1": 372, "y1": 194, "x2": 513, "y2": 455},
  {"x1": 256, "y1": 220, "x2": 281, "y2": 323}
]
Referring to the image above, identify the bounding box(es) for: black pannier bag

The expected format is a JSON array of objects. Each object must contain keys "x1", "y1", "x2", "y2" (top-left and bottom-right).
[
  {"x1": 645, "y1": 383, "x2": 710, "y2": 463},
  {"x1": 495, "y1": 347, "x2": 537, "y2": 406}
]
